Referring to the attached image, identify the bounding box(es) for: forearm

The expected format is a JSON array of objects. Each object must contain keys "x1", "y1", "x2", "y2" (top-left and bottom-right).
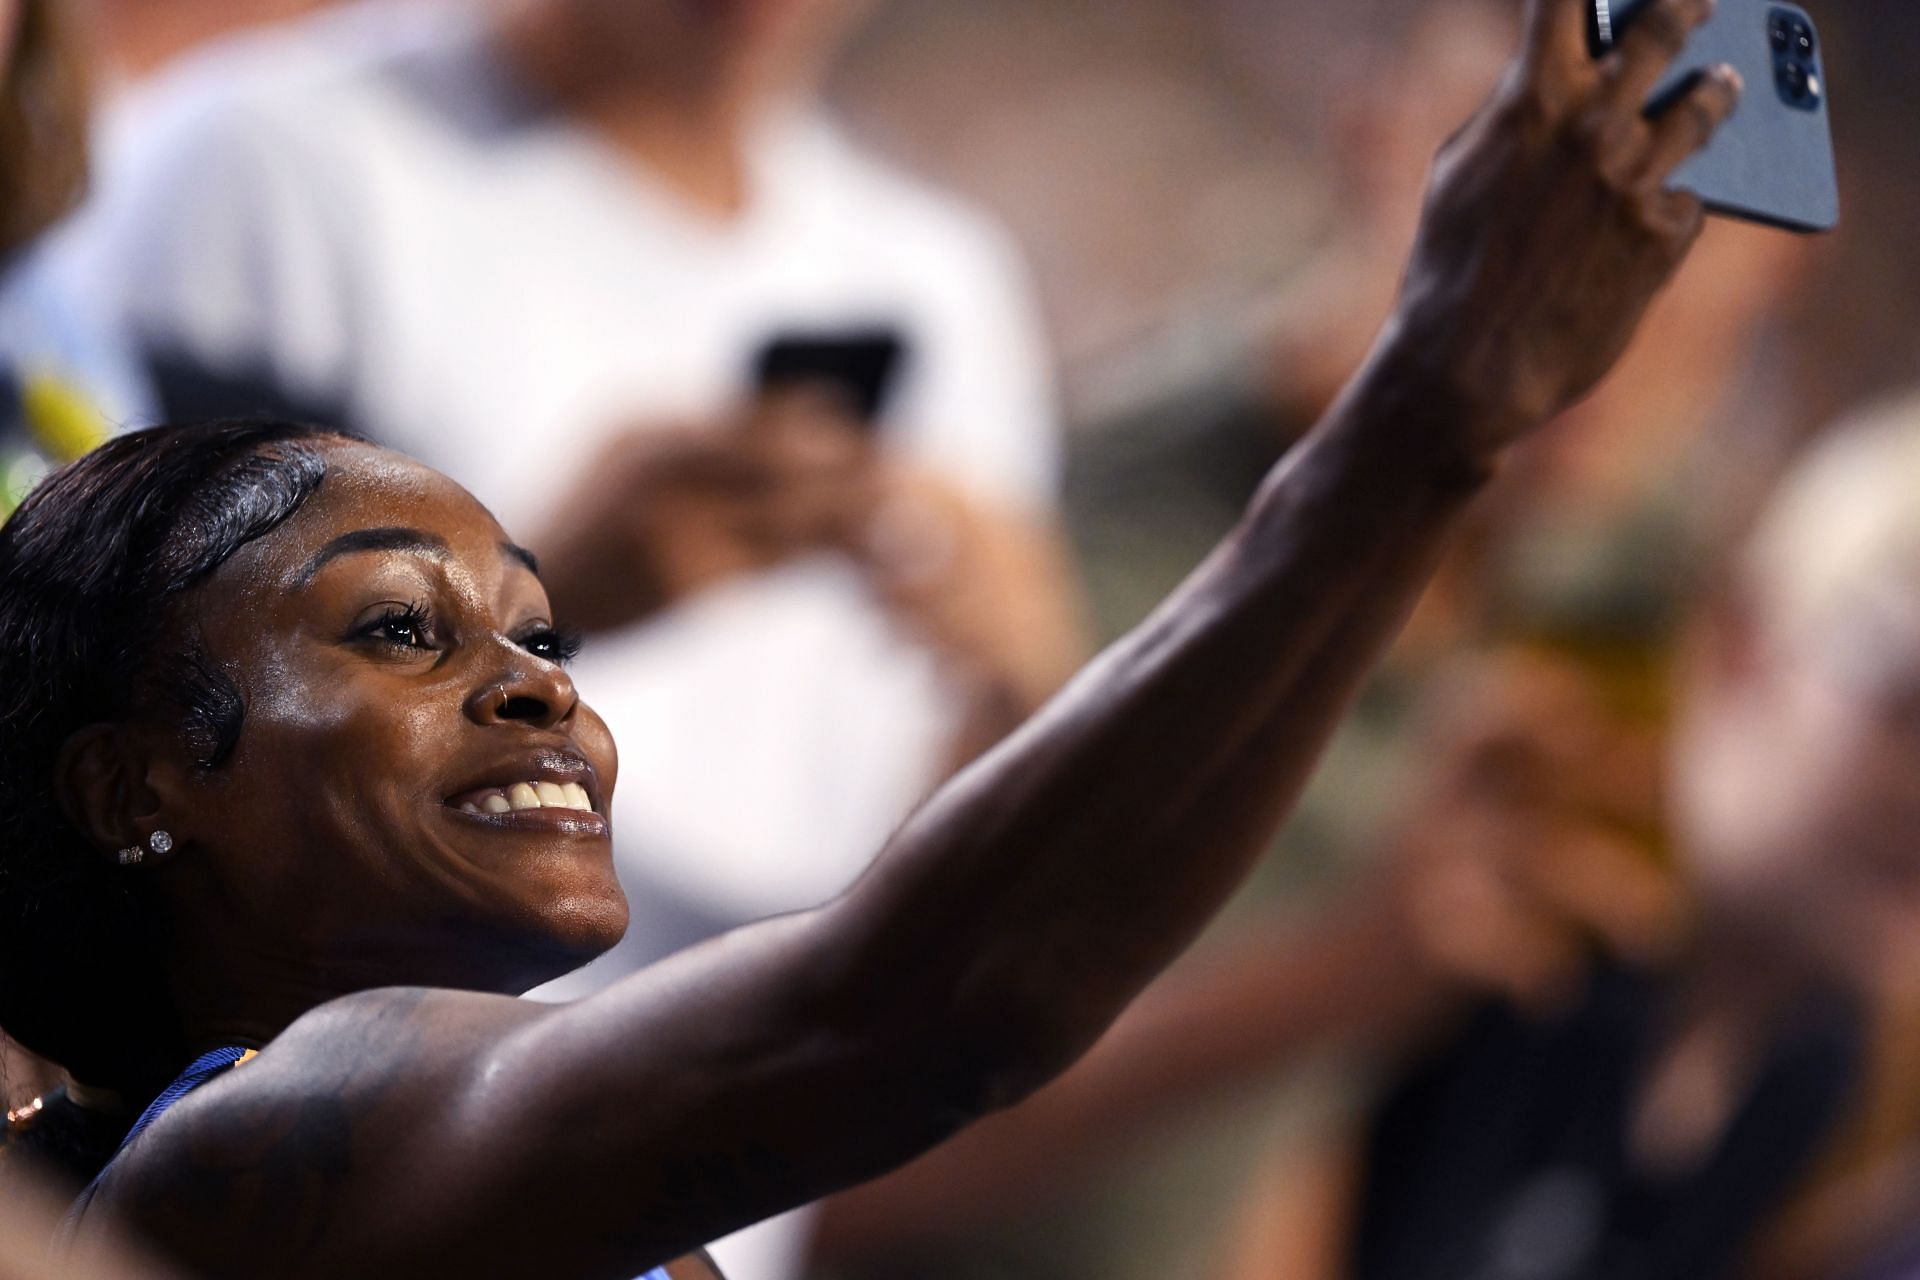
[
  {"x1": 813, "y1": 888, "x2": 1432, "y2": 1259},
  {"x1": 834, "y1": 350, "x2": 1489, "y2": 1101},
  {"x1": 461, "y1": 355, "x2": 1489, "y2": 1270},
  {"x1": 936, "y1": 513, "x2": 1092, "y2": 770}
]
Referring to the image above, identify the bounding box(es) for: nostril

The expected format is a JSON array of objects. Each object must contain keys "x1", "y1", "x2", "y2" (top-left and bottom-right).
[{"x1": 499, "y1": 695, "x2": 549, "y2": 722}]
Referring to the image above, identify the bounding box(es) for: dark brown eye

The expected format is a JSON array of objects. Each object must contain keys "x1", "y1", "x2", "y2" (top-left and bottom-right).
[
  {"x1": 353, "y1": 602, "x2": 436, "y2": 651},
  {"x1": 520, "y1": 625, "x2": 583, "y2": 665}
]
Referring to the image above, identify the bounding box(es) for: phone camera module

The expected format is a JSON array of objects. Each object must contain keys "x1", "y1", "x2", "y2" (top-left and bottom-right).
[{"x1": 1768, "y1": 8, "x2": 1823, "y2": 112}]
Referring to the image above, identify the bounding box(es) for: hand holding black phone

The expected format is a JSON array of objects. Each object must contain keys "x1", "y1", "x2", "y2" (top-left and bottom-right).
[{"x1": 750, "y1": 329, "x2": 908, "y2": 431}]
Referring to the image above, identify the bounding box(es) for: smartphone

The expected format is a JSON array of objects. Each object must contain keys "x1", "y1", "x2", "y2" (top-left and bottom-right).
[
  {"x1": 1591, "y1": 0, "x2": 1838, "y2": 232},
  {"x1": 750, "y1": 329, "x2": 908, "y2": 429}
]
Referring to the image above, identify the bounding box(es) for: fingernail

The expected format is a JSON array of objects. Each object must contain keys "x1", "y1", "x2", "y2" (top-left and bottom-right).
[{"x1": 1721, "y1": 63, "x2": 1744, "y2": 91}]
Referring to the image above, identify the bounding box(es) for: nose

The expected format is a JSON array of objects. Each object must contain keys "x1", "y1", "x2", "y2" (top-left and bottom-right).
[{"x1": 465, "y1": 649, "x2": 578, "y2": 730}]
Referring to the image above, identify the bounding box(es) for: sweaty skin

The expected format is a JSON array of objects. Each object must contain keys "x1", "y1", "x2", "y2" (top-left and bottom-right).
[{"x1": 58, "y1": 0, "x2": 1740, "y2": 1277}]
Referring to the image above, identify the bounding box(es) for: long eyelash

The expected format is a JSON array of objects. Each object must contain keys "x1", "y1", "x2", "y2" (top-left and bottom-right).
[
  {"x1": 525, "y1": 624, "x2": 584, "y2": 665},
  {"x1": 356, "y1": 600, "x2": 434, "y2": 643}
]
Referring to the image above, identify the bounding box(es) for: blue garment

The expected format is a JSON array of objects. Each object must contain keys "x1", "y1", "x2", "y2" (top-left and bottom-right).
[
  {"x1": 63, "y1": 1046, "x2": 674, "y2": 1280},
  {"x1": 61, "y1": 1045, "x2": 253, "y2": 1242}
]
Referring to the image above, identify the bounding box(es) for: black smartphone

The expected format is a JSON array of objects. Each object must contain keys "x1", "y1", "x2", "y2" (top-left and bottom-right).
[
  {"x1": 750, "y1": 329, "x2": 908, "y2": 429},
  {"x1": 1591, "y1": 0, "x2": 1838, "y2": 232}
]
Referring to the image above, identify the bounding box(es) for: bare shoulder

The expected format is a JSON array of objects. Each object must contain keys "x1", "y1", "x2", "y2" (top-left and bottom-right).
[{"x1": 93, "y1": 987, "x2": 544, "y2": 1275}]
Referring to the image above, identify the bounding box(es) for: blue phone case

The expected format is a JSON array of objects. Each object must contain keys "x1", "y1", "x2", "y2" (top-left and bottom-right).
[{"x1": 1596, "y1": 0, "x2": 1839, "y2": 232}]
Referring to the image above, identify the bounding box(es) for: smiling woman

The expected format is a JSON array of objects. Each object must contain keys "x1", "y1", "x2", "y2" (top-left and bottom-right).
[{"x1": 0, "y1": 0, "x2": 1748, "y2": 1273}]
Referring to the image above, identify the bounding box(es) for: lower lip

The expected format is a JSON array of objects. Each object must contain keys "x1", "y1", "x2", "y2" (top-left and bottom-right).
[{"x1": 445, "y1": 806, "x2": 611, "y2": 838}]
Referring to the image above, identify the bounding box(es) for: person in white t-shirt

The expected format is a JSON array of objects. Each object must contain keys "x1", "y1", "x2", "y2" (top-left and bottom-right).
[
  {"x1": 3, "y1": 1, "x2": 1085, "y2": 1274},
  {"x1": 87, "y1": 0, "x2": 339, "y2": 80}
]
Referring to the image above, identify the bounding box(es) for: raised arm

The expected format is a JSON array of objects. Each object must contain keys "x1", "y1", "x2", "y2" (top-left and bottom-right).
[{"x1": 98, "y1": 3, "x2": 1740, "y2": 1276}]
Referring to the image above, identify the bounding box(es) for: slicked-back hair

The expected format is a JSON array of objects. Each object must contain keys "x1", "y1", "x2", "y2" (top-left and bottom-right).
[{"x1": 0, "y1": 421, "x2": 342, "y2": 1120}]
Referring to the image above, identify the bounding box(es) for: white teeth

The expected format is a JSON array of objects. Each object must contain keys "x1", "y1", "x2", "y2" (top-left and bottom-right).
[{"x1": 460, "y1": 781, "x2": 597, "y2": 816}]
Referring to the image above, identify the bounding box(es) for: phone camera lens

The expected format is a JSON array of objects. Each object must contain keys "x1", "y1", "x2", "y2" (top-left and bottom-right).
[
  {"x1": 1781, "y1": 59, "x2": 1811, "y2": 99},
  {"x1": 1793, "y1": 21, "x2": 1815, "y2": 56},
  {"x1": 1770, "y1": 16, "x2": 1792, "y2": 50}
]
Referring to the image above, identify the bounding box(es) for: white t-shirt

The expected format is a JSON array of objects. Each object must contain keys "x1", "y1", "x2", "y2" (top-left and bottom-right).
[{"x1": 5, "y1": 5, "x2": 1060, "y2": 1276}]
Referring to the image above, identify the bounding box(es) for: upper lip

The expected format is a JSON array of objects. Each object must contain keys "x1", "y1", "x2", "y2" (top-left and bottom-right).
[{"x1": 444, "y1": 747, "x2": 604, "y2": 813}]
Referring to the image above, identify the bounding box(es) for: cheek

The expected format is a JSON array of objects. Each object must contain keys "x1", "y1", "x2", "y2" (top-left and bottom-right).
[
  {"x1": 209, "y1": 663, "x2": 451, "y2": 899},
  {"x1": 575, "y1": 699, "x2": 619, "y2": 801}
]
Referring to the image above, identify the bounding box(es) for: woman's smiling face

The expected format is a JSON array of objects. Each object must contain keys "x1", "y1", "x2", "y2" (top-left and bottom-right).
[{"x1": 158, "y1": 439, "x2": 626, "y2": 995}]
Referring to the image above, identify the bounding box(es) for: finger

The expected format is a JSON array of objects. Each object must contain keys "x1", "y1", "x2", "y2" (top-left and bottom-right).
[
  {"x1": 659, "y1": 444, "x2": 781, "y2": 499},
  {"x1": 1604, "y1": 0, "x2": 1714, "y2": 110},
  {"x1": 1645, "y1": 185, "x2": 1708, "y2": 246},
  {"x1": 747, "y1": 384, "x2": 869, "y2": 448},
  {"x1": 1635, "y1": 63, "x2": 1742, "y2": 185},
  {"x1": 1523, "y1": 0, "x2": 1593, "y2": 76}
]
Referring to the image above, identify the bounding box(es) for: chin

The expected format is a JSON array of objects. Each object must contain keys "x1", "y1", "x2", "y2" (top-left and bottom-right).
[
  {"x1": 526, "y1": 865, "x2": 631, "y2": 954},
  {"x1": 480, "y1": 868, "x2": 631, "y2": 992}
]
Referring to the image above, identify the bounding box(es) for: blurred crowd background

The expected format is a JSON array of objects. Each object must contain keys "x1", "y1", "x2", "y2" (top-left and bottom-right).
[{"x1": 11, "y1": 1, "x2": 1920, "y2": 1279}]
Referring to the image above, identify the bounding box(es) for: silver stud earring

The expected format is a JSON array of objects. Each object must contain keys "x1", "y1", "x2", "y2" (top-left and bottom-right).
[{"x1": 117, "y1": 830, "x2": 174, "y2": 868}]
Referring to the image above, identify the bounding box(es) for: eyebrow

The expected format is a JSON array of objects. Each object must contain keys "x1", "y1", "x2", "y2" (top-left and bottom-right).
[
  {"x1": 296, "y1": 527, "x2": 451, "y2": 584},
  {"x1": 501, "y1": 541, "x2": 539, "y2": 576}
]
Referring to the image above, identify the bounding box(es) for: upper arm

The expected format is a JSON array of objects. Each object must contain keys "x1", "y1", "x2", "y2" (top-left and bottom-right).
[
  {"x1": 89, "y1": 990, "x2": 495, "y2": 1275},
  {"x1": 96, "y1": 918, "x2": 1012, "y2": 1280}
]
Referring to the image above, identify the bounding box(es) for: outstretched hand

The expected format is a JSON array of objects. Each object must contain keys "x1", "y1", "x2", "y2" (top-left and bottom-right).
[{"x1": 1383, "y1": 0, "x2": 1741, "y2": 466}]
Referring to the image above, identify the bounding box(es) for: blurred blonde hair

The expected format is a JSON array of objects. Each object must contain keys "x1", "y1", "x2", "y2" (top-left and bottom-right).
[
  {"x1": 1, "y1": 0, "x2": 90, "y2": 262},
  {"x1": 1745, "y1": 392, "x2": 1920, "y2": 661}
]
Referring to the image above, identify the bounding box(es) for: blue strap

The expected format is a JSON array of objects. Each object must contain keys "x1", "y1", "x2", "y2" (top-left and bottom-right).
[
  {"x1": 61, "y1": 1046, "x2": 252, "y2": 1241},
  {"x1": 116, "y1": 1046, "x2": 252, "y2": 1151}
]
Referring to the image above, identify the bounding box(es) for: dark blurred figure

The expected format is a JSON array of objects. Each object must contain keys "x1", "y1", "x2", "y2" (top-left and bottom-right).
[{"x1": 1219, "y1": 397, "x2": 1920, "y2": 1280}]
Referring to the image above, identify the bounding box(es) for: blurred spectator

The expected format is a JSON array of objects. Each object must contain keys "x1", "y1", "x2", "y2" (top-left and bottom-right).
[
  {"x1": 0, "y1": 0, "x2": 101, "y2": 517},
  {"x1": 0, "y1": 0, "x2": 86, "y2": 266},
  {"x1": 1219, "y1": 395, "x2": 1920, "y2": 1280},
  {"x1": 81, "y1": 0, "x2": 338, "y2": 83},
  {"x1": 809, "y1": 643, "x2": 1688, "y2": 1274},
  {"x1": 809, "y1": 7, "x2": 1818, "y2": 1278},
  {"x1": 0, "y1": 1166, "x2": 183, "y2": 1280},
  {"x1": 2, "y1": 2, "x2": 1085, "y2": 1274}
]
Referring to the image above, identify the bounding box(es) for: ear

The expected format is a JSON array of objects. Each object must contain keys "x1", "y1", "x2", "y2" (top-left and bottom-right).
[{"x1": 54, "y1": 724, "x2": 165, "y2": 855}]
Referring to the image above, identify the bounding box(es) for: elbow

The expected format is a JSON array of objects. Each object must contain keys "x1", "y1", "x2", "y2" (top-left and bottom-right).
[
  {"x1": 902, "y1": 974, "x2": 1110, "y2": 1129},
  {"x1": 819, "y1": 899, "x2": 1123, "y2": 1138}
]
